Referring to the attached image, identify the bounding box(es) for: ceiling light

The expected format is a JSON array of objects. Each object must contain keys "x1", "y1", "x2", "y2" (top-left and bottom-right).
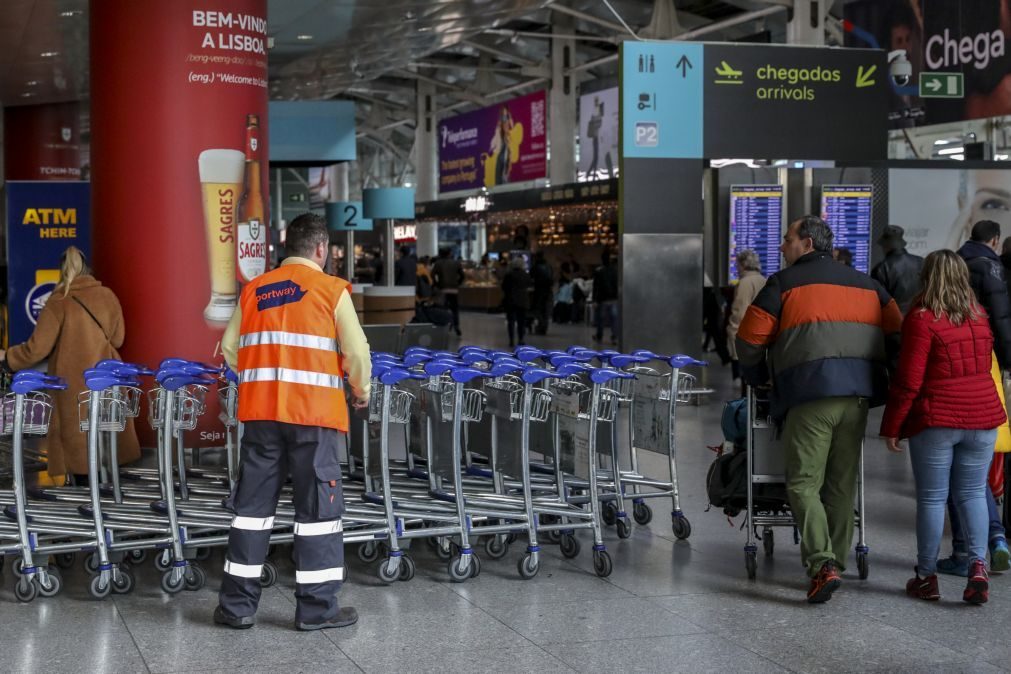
[
  {"x1": 59, "y1": 10, "x2": 80, "y2": 17},
  {"x1": 937, "y1": 146, "x2": 965, "y2": 155},
  {"x1": 296, "y1": 34, "x2": 313, "y2": 41},
  {"x1": 40, "y1": 51, "x2": 59, "y2": 57},
  {"x1": 20, "y1": 92, "x2": 34, "y2": 98},
  {"x1": 25, "y1": 80, "x2": 37, "y2": 86}
]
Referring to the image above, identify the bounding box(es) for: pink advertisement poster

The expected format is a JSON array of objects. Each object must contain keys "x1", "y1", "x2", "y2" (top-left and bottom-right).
[{"x1": 438, "y1": 90, "x2": 548, "y2": 193}]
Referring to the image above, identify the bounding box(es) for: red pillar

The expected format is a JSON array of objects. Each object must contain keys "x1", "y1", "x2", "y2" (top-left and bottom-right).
[
  {"x1": 91, "y1": 0, "x2": 268, "y2": 446},
  {"x1": 3, "y1": 102, "x2": 83, "y2": 181}
]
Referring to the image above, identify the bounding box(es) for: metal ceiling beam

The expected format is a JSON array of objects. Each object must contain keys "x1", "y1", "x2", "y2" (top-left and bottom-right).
[
  {"x1": 460, "y1": 38, "x2": 538, "y2": 68},
  {"x1": 408, "y1": 60, "x2": 525, "y2": 74},
  {"x1": 549, "y1": 4, "x2": 631, "y2": 35},
  {"x1": 483, "y1": 28, "x2": 617, "y2": 44},
  {"x1": 566, "y1": 5, "x2": 787, "y2": 75}
]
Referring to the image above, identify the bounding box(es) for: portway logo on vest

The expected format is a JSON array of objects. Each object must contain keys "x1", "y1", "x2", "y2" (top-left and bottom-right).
[{"x1": 256, "y1": 280, "x2": 307, "y2": 311}]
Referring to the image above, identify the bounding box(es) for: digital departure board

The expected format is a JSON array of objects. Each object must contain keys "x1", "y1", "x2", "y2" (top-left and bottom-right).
[
  {"x1": 729, "y1": 185, "x2": 784, "y2": 281},
  {"x1": 821, "y1": 185, "x2": 872, "y2": 274}
]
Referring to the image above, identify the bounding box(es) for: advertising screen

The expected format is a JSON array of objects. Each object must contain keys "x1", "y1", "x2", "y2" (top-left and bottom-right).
[
  {"x1": 578, "y1": 86, "x2": 618, "y2": 181},
  {"x1": 729, "y1": 184, "x2": 783, "y2": 281}
]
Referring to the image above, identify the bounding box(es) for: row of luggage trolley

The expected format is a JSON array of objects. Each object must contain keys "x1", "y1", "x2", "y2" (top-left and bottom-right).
[{"x1": 0, "y1": 344, "x2": 706, "y2": 601}]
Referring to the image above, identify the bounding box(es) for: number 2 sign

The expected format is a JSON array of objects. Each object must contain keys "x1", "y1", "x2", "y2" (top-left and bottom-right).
[{"x1": 325, "y1": 201, "x2": 373, "y2": 232}]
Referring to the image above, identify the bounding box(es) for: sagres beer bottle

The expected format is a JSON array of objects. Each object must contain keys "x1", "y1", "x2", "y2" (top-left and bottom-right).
[{"x1": 237, "y1": 114, "x2": 267, "y2": 283}]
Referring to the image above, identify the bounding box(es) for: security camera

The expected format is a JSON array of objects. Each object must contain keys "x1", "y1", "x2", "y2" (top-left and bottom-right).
[{"x1": 888, "y1": 49, "x2": 912, "y2": 87}]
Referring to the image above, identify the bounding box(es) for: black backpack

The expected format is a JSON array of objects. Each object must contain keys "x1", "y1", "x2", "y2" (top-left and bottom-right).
[{"x1": 706, "y1": 446, "x2": 789, "y2": 518}]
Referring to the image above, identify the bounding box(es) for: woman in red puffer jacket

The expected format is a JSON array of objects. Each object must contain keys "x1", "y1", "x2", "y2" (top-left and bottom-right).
[{"x1": 881, "y1": 249, "x2": 1007, "y2": 605}]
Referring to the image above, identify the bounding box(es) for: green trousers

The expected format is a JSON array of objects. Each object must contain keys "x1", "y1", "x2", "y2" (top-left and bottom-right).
[{"x1": 782, "y1": 396, "x2": 867, "y2": 578}]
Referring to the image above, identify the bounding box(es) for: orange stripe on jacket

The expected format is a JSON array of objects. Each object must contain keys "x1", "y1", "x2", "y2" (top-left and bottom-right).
[
  {"x1": 738, "y1": 305, "x2": 778, "y2": 347},
  {"x1": 881, "y1": 298, "x2": 902, "y2": 335},
  {"x1": 778, "y1": 284, "x2": 884, "y2": 333}
]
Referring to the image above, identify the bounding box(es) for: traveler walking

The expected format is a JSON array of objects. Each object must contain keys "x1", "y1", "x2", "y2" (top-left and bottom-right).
[
  {"x1": 433, "y1": 248, "x2": 464, "y2": 336},
  {"x1": 737, "y1": 215, "x2": 902, "y2": 603},
  {"x1": 932, "y1": 220, "x2": 1011, "y2": 575},
  {"x1": 0, "y1": 246, "x2": 140, "y2": 484},
  {"x1": 726, "y1": 250, "x2": 766, "y2": 393},
  {"x1": 214, "y1": 213, "x2": 371, "y2": 631},
  {"x1": 394, "y1": 245, "x2": 417, "y2": 287},
  {"x1": 501, "y1": 257, "x2": 532, "y2": 348},
  {"x1": 881, "y1": 250, "x2": 1006, "y2": 604},
  {"x1": 531, "y1": 251, "x2": 554, "y2": 336},
  {"x1": 871, "y1": 225, "x2": 924, "y2": 315},
  {"x1": 592, "y1": 252, "x2": 619, "y2": 345}
]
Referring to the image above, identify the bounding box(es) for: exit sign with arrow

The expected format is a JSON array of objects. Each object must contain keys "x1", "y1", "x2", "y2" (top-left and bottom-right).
[{"x1": 919, "y1": 72, "x2": 964, "y2": 98}]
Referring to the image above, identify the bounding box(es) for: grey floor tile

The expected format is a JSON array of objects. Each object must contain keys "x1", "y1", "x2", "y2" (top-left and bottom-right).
[
  {"x1": 875, "y1": 664, "x2": 1006, "y2": 674},
  {"x1": 331, "y1": 604, "x2": 530, "y2": 664},
  {"x1": 482, "y1": 596, "x2": 706, "y2": 645},
  {"x1": 728, "y1": 615, "x2": 969, "y2": 674},
  {"x1": 544, "y1": 633, "x2": 791, "y2": 673},
  {"x1": 112, "y1": 586, "x2": 353, "y2": 674},
  {"x1": 350, "y1": 645, "x2": 573, "y2": 674},
  {"x1": 176, "y1": 662, "x2": 362, "y2": 674},
  {"x1": 0, "y1": 629, "x2": 149, "y2": 674}
]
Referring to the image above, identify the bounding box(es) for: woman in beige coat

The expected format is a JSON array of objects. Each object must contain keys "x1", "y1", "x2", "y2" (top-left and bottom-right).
[
  {"x1": 727, "y1": 249, "x2": 767, "y2": 394},
  {"x1": 1, "y1": 247, "x2": 140, "y2": 483}
]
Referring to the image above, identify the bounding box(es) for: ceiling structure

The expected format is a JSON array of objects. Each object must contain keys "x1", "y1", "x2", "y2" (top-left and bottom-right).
[{"x1": 0, "y1": 0, "x2": 859, "y2": 187}]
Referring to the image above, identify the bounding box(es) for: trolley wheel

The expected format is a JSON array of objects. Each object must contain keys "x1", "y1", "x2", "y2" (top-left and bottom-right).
[
  {"x1": 616, "y1": 518, "x2": 632, "y2": 539},
  {"x1": 602, "y1": 502, "x2": 618, "y2": 526},
  {"x1": 633, "y1": 502, "x2": 653, "y2": 526},
  {"x1": 745, "y1": 550, "x2": 757, "y2": 580},
  {"x1": 127, "y1": 549, "x2": 148, "y2": 565},
  {"x1": 399, "y1": 555, "x2": 416, "y2": 582},
  {"x1": 54, "y1": 552, "x2": 77, "y2": 570},
  {"x1": 763, "y1": 529, "x2": 775, "y2": 557},
  {"x1": 560, "y1": 534, "x2": 581, "y2": 559},
  {"x1": 857, "y1": 551, "x2": 869, "y2": 580},
  {"x1": 154, "y1": 550, "x2": 171, "y2": 572},
  {"x1": 672, "y1": 516, "x2": 692, "y2": 540},
  {"x1": 469, "y1": 552, "x2": 482, "y2": 579},
  {"x1": 89, "y1": 573, "x2": 112, "y2": 600},
  {"x1": 545, "y1": 530, "x2": 562, "y2": 544},
  {"x1": 161, "y1": 569, "x2": 184, "y2": 594},
  {"x1": 378, "y1": 557, "x2": 400, "y2": 584},
  {"x1": 184, "y1": 564, "x2": 206, "y2": 591},
  {"x1": 85, "y1": 553, "x2": 101, "y2": 574},
  {"x1": 13, "y1": 558, "x2": 26, "y2": 576},
  {"x1": 447, "y1": 556, "x2": 471, "y2": 583},
  {"x1": 112, "y1": 567, "x2": 135, "y2": 595},
  {"x1": 433, "y1": 540, "x2": 453, "y2": 562},
  {"x1": 484, "y1": 535, "x2": 509, "y2": 560},
  {"x1": 194, "y1": 547, "x2": 211, "y2": 562},
  {"x1": 592, "y1": 550, "x2": 613, "y2": 578},
  {"x1": 506, "y1": 533, "x2": 519, "y2": 545},
  {"x1": 14, "y1": 576, "x2": 37, "y2": 603},
  {"x1": 260, "y1": 562, "x2": 278, "y2": 588},
  {"x1": 357, "y1": 541, "x2": 381, "y2": 564},
  {"x1": 517, "y1": 554, "x2": 539, "y2": 580},
  {"x1": 38, "y1": 569, "x2": 63, "y2": 598}
]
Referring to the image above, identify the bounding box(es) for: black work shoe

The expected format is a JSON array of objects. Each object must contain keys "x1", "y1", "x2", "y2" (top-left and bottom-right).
[
  {"x1": 214, "y1": 606, "x2": 255, "y2": 629},
  {"x1": 296, "y1": 606, "x2": 359, "y2": 631}
]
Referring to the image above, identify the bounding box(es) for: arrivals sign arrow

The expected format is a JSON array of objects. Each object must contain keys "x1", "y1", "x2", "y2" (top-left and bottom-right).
[{"x1": 856, "y1": 64, "x2": 877, "y2": 88}]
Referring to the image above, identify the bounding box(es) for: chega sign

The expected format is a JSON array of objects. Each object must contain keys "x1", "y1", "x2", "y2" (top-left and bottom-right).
[{"x1": 925, "y1": 28, "x2": 1006, "y2": 70}]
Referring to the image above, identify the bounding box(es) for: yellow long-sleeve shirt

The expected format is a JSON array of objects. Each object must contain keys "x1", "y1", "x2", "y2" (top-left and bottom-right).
[{"x1": 221, "y1": 257, "x2": 371, "y2": 402}]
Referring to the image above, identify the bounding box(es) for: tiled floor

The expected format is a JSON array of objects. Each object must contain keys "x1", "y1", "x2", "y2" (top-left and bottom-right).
[{"x1": 0, "y1": 312, "x2": 1008, "y2": 673}]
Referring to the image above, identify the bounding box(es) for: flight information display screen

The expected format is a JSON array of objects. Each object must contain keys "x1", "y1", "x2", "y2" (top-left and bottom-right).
[
  {"x1": 729, "y1": 184, "x2": 784, "y2": 281},
  {"x1": 821, "y1": 185, "x2": 872, "y2": 274}
]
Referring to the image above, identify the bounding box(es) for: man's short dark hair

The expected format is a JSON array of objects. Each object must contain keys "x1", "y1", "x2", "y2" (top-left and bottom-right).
[
  {"x1": 286, "y1": 213, "x2": 329, "y2": 258},
  {"x1": 795, "y1": 215, "x2": 834, "y2": 253},
  {"x1": 399, "y1": 245, "x2": 411, "y2": 257},
  {"x1": 971, "y1": 219, "x2": 1001, "y2": 243}
]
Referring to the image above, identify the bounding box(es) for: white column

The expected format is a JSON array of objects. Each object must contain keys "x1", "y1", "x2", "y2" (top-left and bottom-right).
[
  {"x1": 787, "y1": 0, "x2": 826, "y2": 46},
  {"x1": 415, "y1": 79, "x2": 440, "y2": 258},
  {"x1": 549, "y1": 12, "x2": 576, "y2": 185}
]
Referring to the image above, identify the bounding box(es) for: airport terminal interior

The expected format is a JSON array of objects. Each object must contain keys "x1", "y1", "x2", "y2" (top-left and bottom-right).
[{"x1": 4, "y1": 0, "x2": 1011, "y2": 672}]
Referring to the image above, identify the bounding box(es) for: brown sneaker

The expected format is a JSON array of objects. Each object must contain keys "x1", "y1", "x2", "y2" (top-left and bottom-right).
[
  {"x1": 807, "y1": 561, "x2": 842, "y2": 604},
  {"x1": 964, "y1": 560, "x2": 989, "y2": 605},
  {"x1": 905, "y1": 568, "x2": 940, "y2": 600}
]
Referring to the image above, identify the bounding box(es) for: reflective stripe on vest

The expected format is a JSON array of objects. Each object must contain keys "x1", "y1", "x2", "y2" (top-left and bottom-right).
[
  {"x1": 239, "y1": 367, "x2": 343, "y2": 390},
  {"x1": 239, "y1": 331, "x2": 338, "y2": 352}
]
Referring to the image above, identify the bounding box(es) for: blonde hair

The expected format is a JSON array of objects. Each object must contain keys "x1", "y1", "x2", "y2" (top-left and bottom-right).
[
  {"x1": 58, "y1": 246, "x2": 91, "y2": 297},
  {"x1": 915, "y1": 249, "x2": 982, "y2": 325}
]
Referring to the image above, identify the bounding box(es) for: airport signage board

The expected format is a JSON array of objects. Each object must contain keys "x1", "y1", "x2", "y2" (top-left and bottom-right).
[{"x1": 621, "y1": 42, "x2": 888, "y2": 160}]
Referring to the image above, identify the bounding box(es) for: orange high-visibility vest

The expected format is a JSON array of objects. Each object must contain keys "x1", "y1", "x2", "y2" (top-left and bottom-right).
[{"x1": 237, "y1": 264, "x2": 350, "y2": 431}]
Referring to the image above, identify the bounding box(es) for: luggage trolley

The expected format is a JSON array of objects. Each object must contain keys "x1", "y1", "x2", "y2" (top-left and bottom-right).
[{"x1": 743, "y1": 386, "x2": 869, "y2": 580}]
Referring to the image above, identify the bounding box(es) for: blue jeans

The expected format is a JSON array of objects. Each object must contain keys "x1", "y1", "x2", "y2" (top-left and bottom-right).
[
  {"x1": 947, "y1": 483, "x2": 1005, "y2": 555},
  {"x1": 908, "y1": 427, "x2": 996, "y2": 575}
]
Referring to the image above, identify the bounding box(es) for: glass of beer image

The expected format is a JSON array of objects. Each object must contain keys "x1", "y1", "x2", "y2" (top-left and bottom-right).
[{"x1": 198, "y1": 149, "x2": 245, "y2": 323}]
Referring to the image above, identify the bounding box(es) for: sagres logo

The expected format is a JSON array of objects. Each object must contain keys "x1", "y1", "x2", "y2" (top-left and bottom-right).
[
  {"x1": 61, "y1": 127, "x2": 72, "y2": 142},
  {"x1": 26, "y1": 282, "x2": 56, "y2": 325},
  {"x1": 256, "y1": 279, "x2": 307, "y2": 311}
]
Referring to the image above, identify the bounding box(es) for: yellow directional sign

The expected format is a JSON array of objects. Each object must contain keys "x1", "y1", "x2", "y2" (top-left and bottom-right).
[{"x1": 856, "y1": 65, "x2": 876, "y2": 88}]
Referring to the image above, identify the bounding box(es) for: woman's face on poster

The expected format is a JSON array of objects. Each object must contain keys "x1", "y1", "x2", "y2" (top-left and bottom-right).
[{"x1": 969, "y1": 172, "x2": 1011, "y2": 233}]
